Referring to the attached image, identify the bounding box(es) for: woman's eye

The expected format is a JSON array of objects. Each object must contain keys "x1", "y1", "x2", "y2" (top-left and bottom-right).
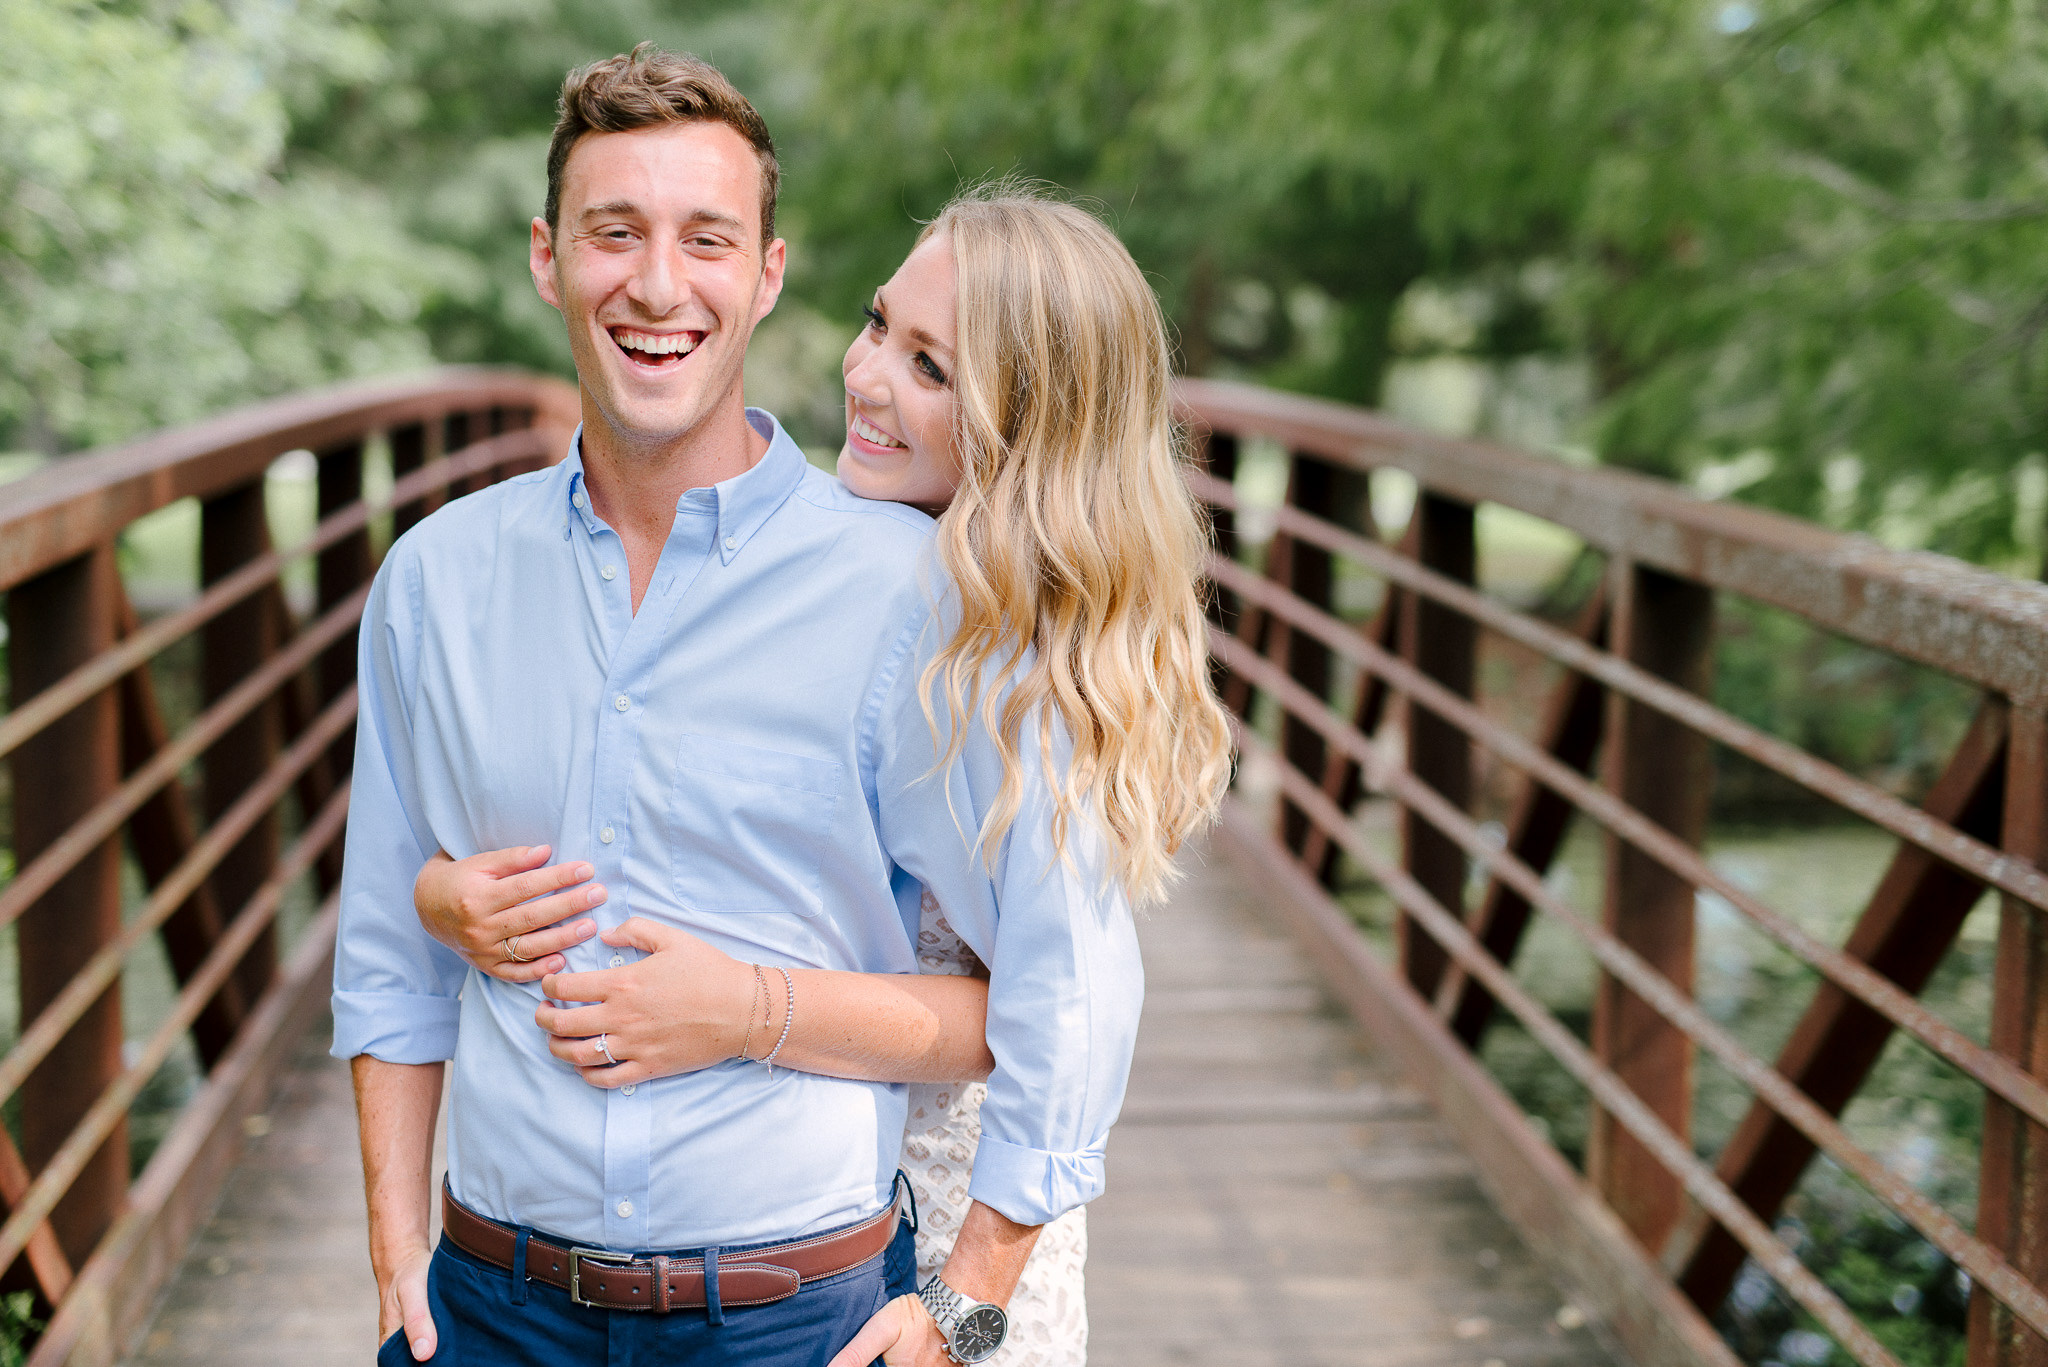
[
  {"x1": 915, "y1": 353, "x2": 949, "y2": 386},
  {"x1": 861, "y1": 304, "x2": 885, "y2": 332}
]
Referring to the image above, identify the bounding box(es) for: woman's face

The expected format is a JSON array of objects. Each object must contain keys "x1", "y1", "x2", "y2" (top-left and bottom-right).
[{"x1": 838, "y1": 233, "x2": 961, "y2": 509}]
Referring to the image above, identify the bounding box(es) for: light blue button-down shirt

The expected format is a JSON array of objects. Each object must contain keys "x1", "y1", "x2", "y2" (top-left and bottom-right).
[{"x1": 331, "y1": 411, "x2": 1142, "y2": 1251}]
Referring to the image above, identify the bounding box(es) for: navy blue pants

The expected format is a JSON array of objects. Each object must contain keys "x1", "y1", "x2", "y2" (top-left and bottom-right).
[{"x1": 377, "y1": 1218, "x2": 917, "y2": 1366}]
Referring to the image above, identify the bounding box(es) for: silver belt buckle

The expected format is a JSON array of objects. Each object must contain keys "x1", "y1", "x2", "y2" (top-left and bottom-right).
[{"x1": 567, "y1": 1245, "x2": 635, "y2": 1308}]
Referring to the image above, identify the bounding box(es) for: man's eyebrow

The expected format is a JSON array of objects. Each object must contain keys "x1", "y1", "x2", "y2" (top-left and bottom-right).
[
  {"x1": 575, "y1": 202, "x2": 747, "y2": 232},
  {"x1": 577, "y1": 200, "x2": 644, "y2": 221}
]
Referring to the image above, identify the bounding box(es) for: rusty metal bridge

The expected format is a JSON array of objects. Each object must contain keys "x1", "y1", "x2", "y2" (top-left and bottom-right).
[{"x1": 2, "y1": 369, "x2": 2045, "y2": 1367}]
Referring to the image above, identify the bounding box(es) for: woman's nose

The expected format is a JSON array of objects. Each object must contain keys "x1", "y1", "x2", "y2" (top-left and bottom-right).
[{"x1": 843, "y1": 346, "x2": 888, "y2": 407}]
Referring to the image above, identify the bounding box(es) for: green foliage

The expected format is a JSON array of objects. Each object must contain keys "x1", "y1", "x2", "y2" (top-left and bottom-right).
[
  {"x1": 0, "y1": 1292, "x2": 41, "y2": 1367},
  {"x1": 0, "y1": 0, "x2": 456, "y2": 451}
]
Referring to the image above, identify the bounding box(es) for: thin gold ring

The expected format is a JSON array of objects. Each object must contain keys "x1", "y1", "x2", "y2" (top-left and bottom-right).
[{"x1": 504, "y1": 935, "x2": 530, "y2": 963}]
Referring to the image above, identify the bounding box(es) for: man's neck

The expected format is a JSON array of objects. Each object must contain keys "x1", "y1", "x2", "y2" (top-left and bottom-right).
[{"x1": 579, "y1": 393, "x2": 771, "y2": 613}]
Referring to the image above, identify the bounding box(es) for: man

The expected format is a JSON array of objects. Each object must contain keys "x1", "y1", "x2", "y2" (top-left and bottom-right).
[{"x1": 332, "y1": 45, "x2": 1141, "y2": 1367}]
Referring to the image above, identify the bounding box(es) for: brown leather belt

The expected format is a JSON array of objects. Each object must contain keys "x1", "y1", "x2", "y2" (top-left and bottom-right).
[{"x1": 440, "y1": 1183, "x2": 902, "y2": 1313}]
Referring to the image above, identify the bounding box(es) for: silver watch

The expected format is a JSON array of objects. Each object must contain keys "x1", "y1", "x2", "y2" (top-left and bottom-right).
[{"x1": 917, "y1": 1276, "x2": 1008, "y2": 1364}]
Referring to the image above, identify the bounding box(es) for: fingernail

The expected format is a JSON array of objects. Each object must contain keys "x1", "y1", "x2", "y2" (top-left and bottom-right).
[
  {"x1": 576, "y1": 921, "x2": 596, "y2": 938},
  {"x1": 575, "y1": 862, "x2": 594, "y2": 880},
  {"x1": 587, "y1": 885, "x2": 608, "y2": 907}
]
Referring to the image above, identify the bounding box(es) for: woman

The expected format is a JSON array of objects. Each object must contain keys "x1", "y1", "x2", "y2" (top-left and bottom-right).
[{"x1": 413, "y1": 183, "x2": 1232, "y2": 1365}]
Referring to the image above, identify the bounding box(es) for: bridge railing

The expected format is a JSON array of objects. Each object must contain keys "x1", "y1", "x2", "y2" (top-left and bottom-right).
[
  {"x1": 1178, "y1": 376, "x2": 2048, "y2": 1367},
  {"x1": 0, "y1": 369, "x2": 578, "y2": 1367}
]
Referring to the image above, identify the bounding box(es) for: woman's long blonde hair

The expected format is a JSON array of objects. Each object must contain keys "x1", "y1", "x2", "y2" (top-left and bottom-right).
[{"x1": 919, "y1": 183, "x2": 1232, "y2": 906}]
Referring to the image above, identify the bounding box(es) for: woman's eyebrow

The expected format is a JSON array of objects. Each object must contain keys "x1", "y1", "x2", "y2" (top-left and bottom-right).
[{"x1": 907, "y1": 326, "x2": 953, "y2": 357}]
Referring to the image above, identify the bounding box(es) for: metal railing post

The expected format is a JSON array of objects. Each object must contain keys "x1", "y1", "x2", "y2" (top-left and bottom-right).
[
  {"x1": 1973, "y1": 702, "x2": 2048, "y2": 1367},
  {"x1": 8, "y1": 546, "x2": 126, "y2": 1264},
  {"x1": 1399, "y1": 492, "x2": 1476, "y2": 996},
  {"x1": 1590, "y1": 561, "x2": 1712, "y2": 1249},
  {"x1": 200, "y1": 481, "x2": 281, "y2": 1001}
]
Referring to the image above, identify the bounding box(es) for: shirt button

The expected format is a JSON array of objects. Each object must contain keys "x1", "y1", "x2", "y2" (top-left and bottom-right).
[
  {"x1": 616, "y1": 1200, "x2": 634, "y2": 1219},
  {"x1": 614, "y1": 694, "x2": 630, "y2": 712},
  {"x1": 609, "y1": 955, "x2": 624, "y2": 968},
  {"x1": 572, "y1": 492, "x2": 585, "y2": 509},
  {"x1": 600, "y1": 826, "x2": 615, "y2": 844},
  {"x1": 601, "y1": 564, "x2": 617, "y2": 581},
  {"x1": 621, "y1": 1083, "x2": 636, "y2": 1096},
  {"x1": 723, "y1": 534, "x2": 737, "y2": 550}
]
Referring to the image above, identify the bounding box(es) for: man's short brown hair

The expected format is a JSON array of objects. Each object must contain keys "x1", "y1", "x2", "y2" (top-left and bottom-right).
[{"x1": 545, "y1": 44, "x2": 780, "y2": 243}]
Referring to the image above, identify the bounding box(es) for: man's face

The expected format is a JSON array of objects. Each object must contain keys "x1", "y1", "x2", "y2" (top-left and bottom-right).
[{"x1": 531, "y1": 121, "x2": 784, "y2": 452}]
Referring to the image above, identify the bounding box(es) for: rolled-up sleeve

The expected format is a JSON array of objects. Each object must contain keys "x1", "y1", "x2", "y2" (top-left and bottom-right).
[
  {"x1": 330, "y1": 542, "x2": 468, "y2": 1063},
  {"x1": 872, "y1": 609, "x2": 1144, "y2": 1226}
]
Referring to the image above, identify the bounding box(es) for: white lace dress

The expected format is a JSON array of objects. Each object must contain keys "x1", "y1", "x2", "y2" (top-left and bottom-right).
[{"x1": 902, "y1": 889, "x2": 1089, "y2": 1366}]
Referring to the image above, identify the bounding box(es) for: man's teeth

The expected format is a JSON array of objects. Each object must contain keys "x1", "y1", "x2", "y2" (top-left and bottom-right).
[
  {"x1": 615, "y1": 329, "x2": 697, "y2": 356},
  {"x1": 852, "y1": 415, "x2": 906, "y2": 449}
]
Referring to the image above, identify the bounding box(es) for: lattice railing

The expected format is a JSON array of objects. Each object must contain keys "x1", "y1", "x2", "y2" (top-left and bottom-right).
[
  {"x1": 1179, "y1": 376, "x2": 2048, "y2": 1367},
  {"x1": 0, "y1": 369, "x2": 577, "y2": 1367}
]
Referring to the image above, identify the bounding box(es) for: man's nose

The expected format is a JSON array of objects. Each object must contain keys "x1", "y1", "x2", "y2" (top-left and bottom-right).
[{"x1": 627, "y1": 239, "x2": 690, "y2": 318}]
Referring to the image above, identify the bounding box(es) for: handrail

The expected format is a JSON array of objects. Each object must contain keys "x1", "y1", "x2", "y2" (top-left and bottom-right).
[
  {"x1": 0, "y1": 367, "x2": 580, "y2": 591},
  {"x1": 0, "y1": 366, "x2": 576, "y2": 1367},
  {"x1": 1179, "y1": 377, "x2": 2048, "y2": 1367},
  {"x1": 1179, "y1": 376, "x2": 2048, "y2": 703}
]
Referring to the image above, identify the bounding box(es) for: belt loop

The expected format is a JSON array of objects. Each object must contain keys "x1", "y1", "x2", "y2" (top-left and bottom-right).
[
  {"x1": 653, "y1": 1254, "x2": 670, "y2": 1314},
  {"x1": 704, "y1": 1247, "x2": 724, "y2": 1326},
  {"x1": 893, "y1": 1169, "x2": 920, "y2": 1235},
  {"x1": 510, "y1": 1227, "x2": 531, "y2": 1307}
]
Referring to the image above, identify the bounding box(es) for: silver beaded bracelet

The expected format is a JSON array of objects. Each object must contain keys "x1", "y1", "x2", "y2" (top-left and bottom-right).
[{"x1": 760, "y1": 965, "x2": 795, "y2": 1077}]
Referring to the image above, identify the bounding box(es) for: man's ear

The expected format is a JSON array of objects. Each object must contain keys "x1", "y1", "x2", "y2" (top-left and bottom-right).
[
  {"x1": 530, "y1": 216, "x2": 562, "y2": 312},
  {"x1": 752, "y1": 237, "x2": 788, "y2": 326}
]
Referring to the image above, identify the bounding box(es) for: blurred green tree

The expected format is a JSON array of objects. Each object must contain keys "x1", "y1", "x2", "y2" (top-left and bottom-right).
[{"x1": 0, "y1": 0, "x2": 460, "y2": 451}]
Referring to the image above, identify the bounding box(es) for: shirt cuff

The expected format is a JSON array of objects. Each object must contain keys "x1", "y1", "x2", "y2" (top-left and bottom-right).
[
  {"x1": 965, "y1": 1134, "x2": 1107, "y2": 1226},
  {"x1": 330, "y1": 990, "x2": 461, "y2": 1064}
]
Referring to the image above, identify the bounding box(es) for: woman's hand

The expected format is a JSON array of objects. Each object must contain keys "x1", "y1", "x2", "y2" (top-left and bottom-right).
[
  {"x1": 414, "y1": 845, "x2": 605, "y2": 983},
  {"x1": 534, "y1": 918, "x2": 760, "y2": 1085},
  {"x1": 826, "y1": 1293, "x2": 950, "y2": 1367}
]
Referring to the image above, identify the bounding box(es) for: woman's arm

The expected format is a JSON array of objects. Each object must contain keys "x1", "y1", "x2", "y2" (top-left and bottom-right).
[{"x1": 417, "y1": 849, "x2": 993, "y2": 1084}]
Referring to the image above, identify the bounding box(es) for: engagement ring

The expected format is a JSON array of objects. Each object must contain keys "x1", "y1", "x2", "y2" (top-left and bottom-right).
[{"x1": 595, "y1": 1033, "x2": 616, "y2": 1066}]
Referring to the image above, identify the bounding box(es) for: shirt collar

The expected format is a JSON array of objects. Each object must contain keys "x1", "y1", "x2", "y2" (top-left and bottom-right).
[{"x1": 559, "y1": 410, "x2": 807, "y2": 562}]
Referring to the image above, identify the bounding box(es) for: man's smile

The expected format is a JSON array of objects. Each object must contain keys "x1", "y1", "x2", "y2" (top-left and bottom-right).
[{"x1": 608, "y1": 325, "x2": 705, "y2": 371}]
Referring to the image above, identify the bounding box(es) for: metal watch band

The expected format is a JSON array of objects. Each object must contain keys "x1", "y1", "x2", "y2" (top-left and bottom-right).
[{"x1": 918, "y1": 1276, "x2": 1007, "y2": 1364}]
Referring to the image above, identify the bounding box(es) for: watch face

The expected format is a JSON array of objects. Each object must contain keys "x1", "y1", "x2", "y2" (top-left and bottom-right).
[{"x1": 951, "y1": 1305, "x2": 1007, "y2": 1363}]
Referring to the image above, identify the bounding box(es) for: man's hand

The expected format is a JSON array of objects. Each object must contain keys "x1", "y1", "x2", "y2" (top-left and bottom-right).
[
  {"x1": 376, "y1": 1243, "x2": 438, "y2": 1361},
  {"x1": 414, "y1": 845, "x2": 604, "y2": 983},
  {"x1": 826, "y1": 1293, "x2": 951, "y2": 1367},
  {"x1": 535, "y1": 918, "x2": 758, "y2": 1085}
]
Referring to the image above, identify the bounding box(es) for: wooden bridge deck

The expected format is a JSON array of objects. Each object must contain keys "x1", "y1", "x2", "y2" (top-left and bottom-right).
[{"x1": 123, "y1": 839, "x2": 1619, "y2": 1367}]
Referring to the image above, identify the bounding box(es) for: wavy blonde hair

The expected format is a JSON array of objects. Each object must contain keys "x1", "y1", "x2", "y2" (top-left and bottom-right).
[{"x1": 919, "y1": 183, "x2": 1232, "y2": 906}]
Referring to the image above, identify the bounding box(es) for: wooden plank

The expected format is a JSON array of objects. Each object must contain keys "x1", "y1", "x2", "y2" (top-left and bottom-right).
[
  {"x1": 1589, "y1": 563, "x2": 1713, "y2": 1253},
  {"x1": 1678, "y1": 696, "x2": 2008, "y2": 1311},
  {"x1": 1212, "y1": 802, "x2": 1742, "y2": 1367}
]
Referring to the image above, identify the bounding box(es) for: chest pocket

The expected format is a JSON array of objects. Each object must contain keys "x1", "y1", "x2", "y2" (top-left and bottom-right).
[{"x1": 669, "y1": 733, "x2": 845, "y2": 917}]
